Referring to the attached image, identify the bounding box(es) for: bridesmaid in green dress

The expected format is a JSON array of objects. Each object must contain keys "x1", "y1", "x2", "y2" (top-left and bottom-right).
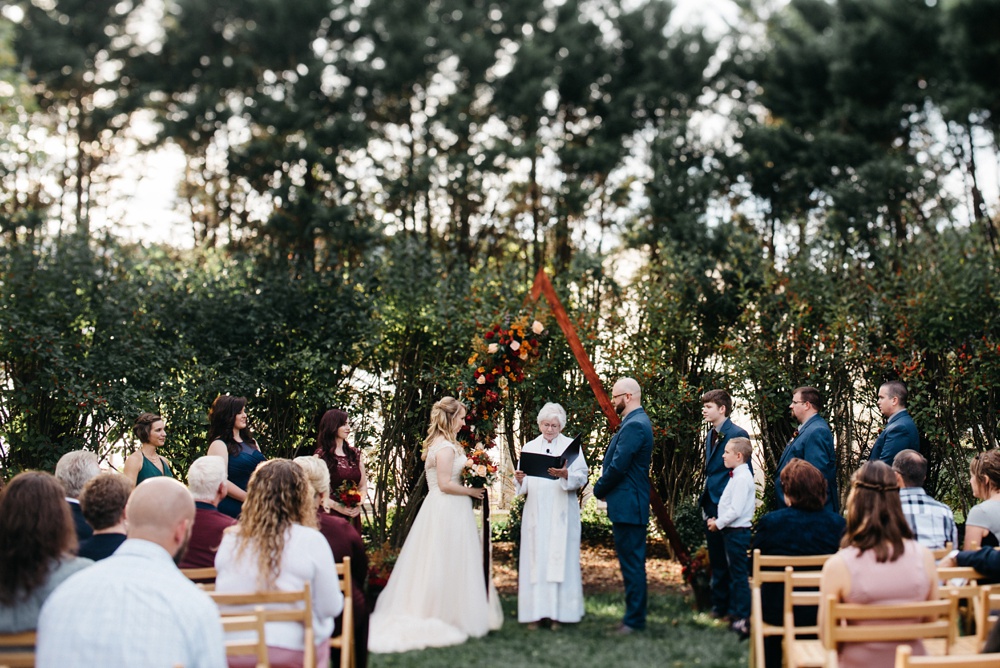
[{"x1": 123, "y1": 412, "x2": 175, "y2": 485}]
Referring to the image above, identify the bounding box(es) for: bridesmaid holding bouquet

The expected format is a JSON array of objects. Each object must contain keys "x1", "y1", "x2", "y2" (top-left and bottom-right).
[{"x1": 314, "y1": 409, "x2": 368, "y2": 533}]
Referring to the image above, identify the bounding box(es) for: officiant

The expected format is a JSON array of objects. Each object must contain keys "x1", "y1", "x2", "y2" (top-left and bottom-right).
[{"x1": 513, "y1": 402, "x2": 588, "y2": 630}]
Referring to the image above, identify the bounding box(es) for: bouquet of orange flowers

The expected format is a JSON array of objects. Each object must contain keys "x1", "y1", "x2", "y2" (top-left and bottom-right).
[
  {"x1": 335, "y1": 480, "x2": 362, "y2": 508},
  {"x1": 461, "y1": 448, "x2": 498, "y2": 488}
]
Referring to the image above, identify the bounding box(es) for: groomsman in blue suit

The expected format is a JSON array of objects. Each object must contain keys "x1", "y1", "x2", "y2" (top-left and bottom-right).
[
  {"x1": 594, "y1": 377, "x2": 654, "y2": 634},
  {"x1": 774, "y1": 387, "x2": 838, "y2": 511},
  {"x1": 868, "y1": 380, "x2": 919, "y2": 465},
  {"x1": 699, "y1": 389, "x2": 751, "y2": 620}
]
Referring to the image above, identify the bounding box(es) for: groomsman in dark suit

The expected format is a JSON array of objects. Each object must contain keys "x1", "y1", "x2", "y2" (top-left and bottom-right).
[
  {"x1": 774, "y1": 387, "x2": 838, "y2": 512},
  {"x1": 868, "y1": 381, "x2": 919, "y2": 465},
  {"x1": 700, "y1": 389, "x2": 751, "y2": 620},
  {"x1": 594, "y1": 377, "x2": 654, "y2": 634}
]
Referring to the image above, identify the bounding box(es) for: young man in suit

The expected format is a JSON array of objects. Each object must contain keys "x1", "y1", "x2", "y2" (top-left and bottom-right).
[
  {"x1": 774, "y1": 386, "x2": 838, "y2": 511},
  {"x1": 700, "y1": 389, "x2": 751, "y2": 620},
  {"x1": 868, "y1": 380, "x2": 919, "y2": 465},
  {"x1": 593, "y1": 377, "x2": 654, "y2": 634}
]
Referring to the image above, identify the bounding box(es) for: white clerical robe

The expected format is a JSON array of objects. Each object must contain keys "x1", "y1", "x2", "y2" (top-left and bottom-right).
[{"x1": 514, "y1": 432, "x2": 588, "y2": 623}]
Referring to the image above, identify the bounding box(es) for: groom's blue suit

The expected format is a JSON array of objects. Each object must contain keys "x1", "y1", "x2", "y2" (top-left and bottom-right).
[{"x1": 593, "y1": 407, "x2": 653, "y2": 631}]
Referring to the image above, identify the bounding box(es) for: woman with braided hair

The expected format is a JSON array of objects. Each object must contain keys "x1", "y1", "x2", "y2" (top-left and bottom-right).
[{"x1": 818, "y1": 460, "x2": 938, "y2": 667}]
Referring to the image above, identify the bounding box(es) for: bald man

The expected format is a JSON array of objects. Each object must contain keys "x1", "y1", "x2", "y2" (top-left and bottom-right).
[
  {"x1": 593, "y1": 377, "x2": 654, "y2": 634},
  {"x1": 38, "y1": 478, "x2": 225, "y2": 668}
]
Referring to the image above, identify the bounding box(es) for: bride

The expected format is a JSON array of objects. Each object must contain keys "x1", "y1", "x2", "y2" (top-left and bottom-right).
[{"x1": 368, "y1": 396, "x2": 503, "y2": 653}]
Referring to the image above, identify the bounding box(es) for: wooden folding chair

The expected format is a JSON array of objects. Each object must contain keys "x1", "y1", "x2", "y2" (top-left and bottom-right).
[
  {"x1": 935, "y1": 565, "x2": 986, "y2": 637},
  {"x1": 749, "y1": 549, "x2": 834, "y2": 668},
  {"x1": 221, "y1": 607, "x2": 269, "y2": 668},
  {"x1": 781, "y1": 569, "x2": 825, "y2": 668},
  {"x1": 0, "y1": 631, "x2": 36, "y2": 668},
  {"x1": 330, "y1": 556, "x2": 354, "y2": 668},
  {"x1": 808, "y1": 593, "x2": 959, "y2": 667},
  {"x1": 181, "y1": 566, "x2": 218, "y2": 590},
  {"x1": 211, "y1": 584, "x2": 315, "y2": 668},
  {"x1": 973, "y1": 585, "x2": 1000, "y2": 649},
  {"x1": 930, "y1": 543, "x2": 954, "y2": 561},
  {"x1": 895, "y1": 644, "x2": 1000, "y2": 667}
]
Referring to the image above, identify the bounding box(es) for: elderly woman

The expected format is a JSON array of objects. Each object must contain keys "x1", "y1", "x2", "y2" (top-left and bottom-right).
[
  {"x1": 513, "y1": 402, "x2": 588, "y2": 629},
  {"x1": 819, "y1": 461, "x2": 938, "y2": 667},
  {"x1": 752, "y1": 458, "x2": 846, "y2": 668},
  {"x1": 0, "y1": 472, "x2": 92, "y2": 632}
]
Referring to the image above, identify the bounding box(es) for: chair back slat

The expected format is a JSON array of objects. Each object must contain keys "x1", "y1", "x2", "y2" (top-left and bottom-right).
[{"x1": 211, "y1": 583, "x2": 314, "y2": 667}]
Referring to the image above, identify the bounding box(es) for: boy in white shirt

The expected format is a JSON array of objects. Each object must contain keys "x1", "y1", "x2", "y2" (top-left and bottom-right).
[{"x1": 707, "y1": 436, "x2": 755, "y2": 638}]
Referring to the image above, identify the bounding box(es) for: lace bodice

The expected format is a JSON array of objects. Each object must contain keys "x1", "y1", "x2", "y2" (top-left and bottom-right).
[{"x1": 425, "y1": 441, "x2": 463, "y2": 493}]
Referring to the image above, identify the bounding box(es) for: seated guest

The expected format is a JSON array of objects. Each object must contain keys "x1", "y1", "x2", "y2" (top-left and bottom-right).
[
  {"x1": 178, "y1": 456, "x2": 236, "y2": 570},
  {"x1": 54, "y1": 450, "x2": 101, "y2": 542},
  {"x1": 0, "y1": 472, "x2": 92, "y2": 632},
  {"x1": 294, "y1": 456, "x2": 370, "y2": 668},
  {"x1": 892, "y1": 449, "x2": 957, "y2": 550},
  {"x1": 215, "y1": 459, "x2": 344, "y2": 668},
  {"x1": 964, "y1": 449, "x2": 1000, "y2": 549},
  {"x1": 78, "y1": 473, "x2": 132, "y2": 561},
  {"x1": 819, "y1": 461, "x2": 938, "y2": 667},
  {"x1": 37, "y1": 478, "x2": 225, "y2": 667},
  {"x1": 937, "y1": 545, "x2": 1000, "y2": 582},
  {"x1": 753, "y1": 458, "x2": 846, "y2": 668}
]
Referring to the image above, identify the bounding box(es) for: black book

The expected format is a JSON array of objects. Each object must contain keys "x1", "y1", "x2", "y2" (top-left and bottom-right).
[{"x1": 518, "y1": 435, "x2": 582, "y2": 479}]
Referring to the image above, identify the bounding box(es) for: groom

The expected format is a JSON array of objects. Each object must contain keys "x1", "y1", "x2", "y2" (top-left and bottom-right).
[{"x1": 593, "y1": 377, "x2": 654, "y2": 634}]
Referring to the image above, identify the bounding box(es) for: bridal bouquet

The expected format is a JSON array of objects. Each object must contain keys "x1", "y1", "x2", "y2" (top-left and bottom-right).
[
  {"x1": 335, "y1": 480, "x2": 362, "y2": 508},
  {"x1": 461, "y1": 448, "x2": 498, "y2": 488}
]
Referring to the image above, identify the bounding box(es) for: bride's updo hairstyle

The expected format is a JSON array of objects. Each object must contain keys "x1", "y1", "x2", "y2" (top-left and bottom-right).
[{"x1": 421, "y1": 396, "x2": 467, "y2": 460}]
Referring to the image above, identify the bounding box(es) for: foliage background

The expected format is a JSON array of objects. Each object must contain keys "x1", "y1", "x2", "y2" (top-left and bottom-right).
[{"x1": 1, "y1": 0, "x2": 998, "y2": 544}]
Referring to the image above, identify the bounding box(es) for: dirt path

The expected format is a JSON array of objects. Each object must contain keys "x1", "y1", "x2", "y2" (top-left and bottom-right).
[{"x1": 492, "y1": 539, "x2": 686, "y2": 596}]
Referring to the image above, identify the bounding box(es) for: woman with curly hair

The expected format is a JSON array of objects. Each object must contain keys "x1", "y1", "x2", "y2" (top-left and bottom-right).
[
  {"x1": 0, "y1": 471, "x2": 92, "y2": 632},
  {"x1": 368, "y1": 396, "x2": 503, "y2": 653},
  {"x1": 314, "y1": 409, "x2": 368, "y2": 532},
  {"x1": 207, "y1": 395, "x2": 266, "y2": 518},
  {"x1": 123, "y1": 412, "x2": 175, "y2": 485},
  {"x1": 819, "y1": 460, "x2": 937, "y2": 667},
  {"x1": 963, "y1": 449, "x2": 1000, "y2": 549},
  {"x1": 215, "y1": 459, "x2": 343, "y2": 668}
]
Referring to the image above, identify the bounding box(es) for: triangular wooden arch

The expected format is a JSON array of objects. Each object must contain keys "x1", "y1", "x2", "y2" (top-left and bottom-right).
[{"x1": 529, "y1": 267, "x2": 689, "y2": 564}]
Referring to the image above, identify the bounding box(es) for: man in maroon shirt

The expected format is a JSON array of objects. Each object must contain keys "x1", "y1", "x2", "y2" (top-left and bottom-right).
[{"x1": 179, "y1": 456, "x2": 236, "y2": 569}]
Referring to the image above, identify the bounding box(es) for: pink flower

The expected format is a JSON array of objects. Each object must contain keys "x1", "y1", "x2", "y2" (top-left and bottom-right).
[
  {"x1": 510, "y1": 340, "x2": 521, "y2": 351},
  {"x1": 476, "y1": 375, "x2": 486, "y2": 385},
  {"x1": 475, "y1": 465, "x2": 487, "y2": 477},
  {"x1": 488, "y1": 343, "x2": 498, "y2": 354},
  {"x1": 532, "y1": 320, "x2": 544, "y2": 334}
]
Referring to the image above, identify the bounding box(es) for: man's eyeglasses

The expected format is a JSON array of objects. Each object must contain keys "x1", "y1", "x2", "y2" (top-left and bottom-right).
[
  {"x1": 789, "y1": 400, "x2": 808, "y2": 405},
  {"x1": 612, "y1": 393, "x2": 629, "y2": 400}
]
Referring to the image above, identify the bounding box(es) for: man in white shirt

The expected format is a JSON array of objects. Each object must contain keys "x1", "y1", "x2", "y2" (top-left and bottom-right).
[{"x1": 37, "y1": 477, "x2": 225, "y2": 668}]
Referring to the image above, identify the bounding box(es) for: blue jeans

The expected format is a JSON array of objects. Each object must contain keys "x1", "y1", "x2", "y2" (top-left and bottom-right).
[
  {"x1": 722, "y1": 527, "x2": 751, "y2": 619},
  {"x1": 611, "y1": 522, "x2": 648, "y2": 630}
]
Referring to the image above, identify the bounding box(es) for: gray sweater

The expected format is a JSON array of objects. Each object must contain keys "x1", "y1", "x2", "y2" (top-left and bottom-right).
[{"x1": 0, "y1": 556, "x2": 92, "y2": 632}]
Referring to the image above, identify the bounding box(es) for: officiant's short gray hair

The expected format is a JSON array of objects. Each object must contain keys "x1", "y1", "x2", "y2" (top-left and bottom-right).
[{"x1": 536, "y1": 403, "x2": 566, "y2": 429}]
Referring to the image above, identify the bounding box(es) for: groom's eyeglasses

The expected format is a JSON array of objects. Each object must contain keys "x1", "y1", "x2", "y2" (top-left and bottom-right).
[{"x1": 612, "y1": 393, "x2": 629, "y2": 400}]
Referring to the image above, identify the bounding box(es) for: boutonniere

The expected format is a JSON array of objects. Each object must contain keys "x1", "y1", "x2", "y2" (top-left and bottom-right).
[
  {"x1": 717, "y1": 432, "x2": 727, "y2": 443},
  {"x1": 787, "y1": 429, "x2": 799, "y2": 445}
]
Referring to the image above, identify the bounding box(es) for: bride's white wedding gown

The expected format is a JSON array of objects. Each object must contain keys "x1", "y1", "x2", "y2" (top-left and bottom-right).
[{"x1": 368, "y1": 440, "x2": 503, "y2": 653}]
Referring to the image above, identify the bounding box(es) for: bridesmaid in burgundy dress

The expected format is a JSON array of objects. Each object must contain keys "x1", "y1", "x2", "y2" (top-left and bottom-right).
[{"x1": 314, "y1": 409, "x2": 368, "y2": 533}]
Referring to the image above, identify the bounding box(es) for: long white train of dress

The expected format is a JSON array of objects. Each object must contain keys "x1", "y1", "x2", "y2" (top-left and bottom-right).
[
  {"x1": 368, "y1": 440, "x2": 503, "y2": 653},
  {"x1": 515, "y1": 432, "x2": 588, "y2": 623}
]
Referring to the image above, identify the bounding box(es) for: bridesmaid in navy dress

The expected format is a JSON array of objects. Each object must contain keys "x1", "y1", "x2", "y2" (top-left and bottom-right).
[
  {"x1": 207, "y1": 395, "x2": 266, "y2": 519},
  {"x1": 314, "y1": 409, "x2": 367, "y2": 533}
]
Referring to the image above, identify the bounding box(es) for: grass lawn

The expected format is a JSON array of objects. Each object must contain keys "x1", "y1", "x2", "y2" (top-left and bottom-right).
[{"x1": 369, "y1": 591, "x2": 749, "y2": 668}]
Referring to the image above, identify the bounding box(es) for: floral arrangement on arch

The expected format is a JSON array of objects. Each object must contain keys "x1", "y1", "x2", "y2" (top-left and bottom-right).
[
  {"x1": 456, "y1": 314, "x2": 548, "y2": 455},
  {"x1": 682, "y1": 545, "x2": 711, "y2": 590}
]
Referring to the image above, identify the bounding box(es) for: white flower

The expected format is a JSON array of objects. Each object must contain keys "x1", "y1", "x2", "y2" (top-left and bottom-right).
[
  {"x1": 531, "y1": 320, "x2": 544, "y2": 334},
  {"x1": 476, "y1": 375, "x2": 486, "y2": 385},
  {"x1": 466, "y1": 458, "x2": 475, "y2": 467},
  {"x1": 519, "y1": 350, "x2": 528, "y2": 360},
  {"x1": 509, "y1": 340, "x2": 521, "y2": 351},
  {"x1": 475, "y1": 465, "x2": 487, "y2": 477},
  {"x1": 488, "y1": 343, "x2": 498, "y2": 354}
]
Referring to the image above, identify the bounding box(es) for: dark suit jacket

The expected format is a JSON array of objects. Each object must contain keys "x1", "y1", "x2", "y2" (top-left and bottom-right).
[
  {"x1": 956, "y1": 546, "x2": 1000, "y2": 583},
  {"x1": 593, "y1": 407, "x2": 653, "y2": 526},
  {"x1": 68, "y1": 500, "x2": 93, "y2": 543},
  {"x1": 702, "y1": 418, "x2": 751, "y2": 513},
  {"x1": 774, "y1": 414, "x2": 838, "y2": 512},
  {"x1": 868, "y1": 409, "x2": 919, "y2": 465},
  {"x1": 77, "y1": 532, "x2": 127, "y2": 561},
  {"x1": 178, "y1": 502, "x2": 237, "y2": 569}
]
